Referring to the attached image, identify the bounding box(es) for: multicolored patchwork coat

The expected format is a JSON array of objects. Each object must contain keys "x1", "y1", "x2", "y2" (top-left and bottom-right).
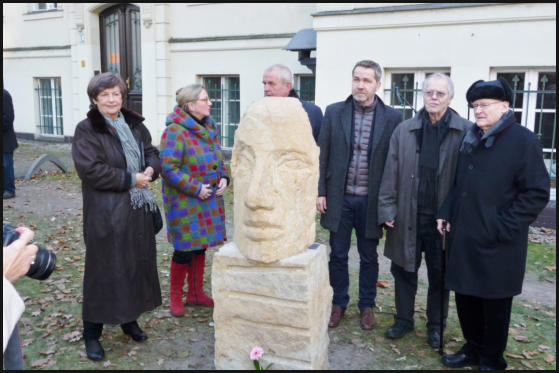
[{"x1": 160, "y1": 106, "x2": 228, "y2": 251}]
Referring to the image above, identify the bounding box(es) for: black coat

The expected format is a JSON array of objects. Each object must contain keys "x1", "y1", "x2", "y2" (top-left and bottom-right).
[
  {"x1": 72, "y1": 107, "x2": 162, "y2": 324},
  {"x1": 3, "y1": 89, "x2": 18, "y2": 153},
  {"x1": 289, "y1": 89, "x2": 323, "y2": 142},
  {"x1": 439, "y1": 112, "x2": 550, "y2": 298},
  {"x1": 318, "y1": 95, "x2": 403, "y2": 239}
]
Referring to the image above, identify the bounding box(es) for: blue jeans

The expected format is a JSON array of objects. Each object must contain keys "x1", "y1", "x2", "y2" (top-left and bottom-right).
[
  {"x1": 3, "y1": 152, "x2": 16, "y2": 194},
  {"x1": 4, "y1": 325, "x2": 24, "y2": 369},
  {"x1": 329, "y1": 194, "x2": 379, "y2": 310}
]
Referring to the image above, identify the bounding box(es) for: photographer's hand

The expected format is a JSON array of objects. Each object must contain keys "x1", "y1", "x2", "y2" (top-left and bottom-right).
[{"x1": 3, "y1": 227, "x2": 38, "y2": 282}]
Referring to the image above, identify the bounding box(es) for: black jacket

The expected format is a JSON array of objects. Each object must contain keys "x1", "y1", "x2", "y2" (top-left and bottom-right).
[
  {"x1": 288, "y1": 89, "x2": 323, "y2": 142},
  {"x1": 439, "y1": 111, "x2": 550, "y2": 298},
  {"x1": 318, "y1": 95, "x2": 402, "y2": 239},
  {"x1": 3, "y1": 89, "x2": 18, "y2": 152}
]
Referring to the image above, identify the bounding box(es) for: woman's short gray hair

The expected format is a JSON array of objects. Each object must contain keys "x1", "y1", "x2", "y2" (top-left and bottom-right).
[
  {"x1": 87, "y1": 72, "x2": 127, "y2": 109},
  {"x1": 176, "y1": 84, "x2": 204, "y2": 108},
  {"x1": 423, "y1": 73, "x2": 455, "y2": 98}
]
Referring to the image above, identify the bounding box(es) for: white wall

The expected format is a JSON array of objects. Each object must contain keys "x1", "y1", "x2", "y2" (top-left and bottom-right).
[{"x1": 314, "y1": 3, "x2": 556, "y2": 116}]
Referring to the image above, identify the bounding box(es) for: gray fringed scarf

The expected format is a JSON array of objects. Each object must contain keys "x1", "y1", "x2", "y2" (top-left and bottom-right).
[
  {"x1": 101, "y1": 111, "x2": 158, "y2": 212},
  {"x1": 460, "y1": 110, "x2": 513, "y2": 154}
]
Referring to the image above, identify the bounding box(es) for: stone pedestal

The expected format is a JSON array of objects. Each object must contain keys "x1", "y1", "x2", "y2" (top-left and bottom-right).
[{"x1": 212, "y1": 242, "x2": 332, "y2": 370}]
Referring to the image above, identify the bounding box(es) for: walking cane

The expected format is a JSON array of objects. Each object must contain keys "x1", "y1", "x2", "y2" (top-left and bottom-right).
[{"x1": 439, "y1": 220, "x2": 447, "y2": 356}]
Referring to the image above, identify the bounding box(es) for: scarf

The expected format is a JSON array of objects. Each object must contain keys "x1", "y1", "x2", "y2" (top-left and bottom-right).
[
  {"x1": 101, "y1": 111, "x2": 158, "y2": 212},
  {"x1": 165, "y1": 105, "x2": 218, "y2": 143},
  {"x1": 460, "y1": 110, "x2": 513, "y2": 154}
]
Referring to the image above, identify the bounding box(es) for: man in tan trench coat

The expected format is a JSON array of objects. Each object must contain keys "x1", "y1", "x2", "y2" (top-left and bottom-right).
[{"x1": 378, "y1": 73, "x2": 471, "y2": 347}]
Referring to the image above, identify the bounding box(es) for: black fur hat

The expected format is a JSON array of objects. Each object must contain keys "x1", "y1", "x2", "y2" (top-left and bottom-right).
[{"x1": 466, "y1": 77, "x2": 514, "y2": 106}]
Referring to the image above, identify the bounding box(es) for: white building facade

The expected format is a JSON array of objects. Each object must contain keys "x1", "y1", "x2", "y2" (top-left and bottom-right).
[{"x1": 3, "y1": 3, "x2": 556, "y2": 177}]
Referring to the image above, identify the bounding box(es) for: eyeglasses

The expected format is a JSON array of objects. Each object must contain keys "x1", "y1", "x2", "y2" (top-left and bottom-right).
[
  {"x1": 423, "y1": 90, "x2": 447, "y2": 98},
  {"x1": 197, "y1": 97, "x2": 212, "y2": 104},
  {"x1": 471, "y1": 101, "x2": 500, "y2": 110}
]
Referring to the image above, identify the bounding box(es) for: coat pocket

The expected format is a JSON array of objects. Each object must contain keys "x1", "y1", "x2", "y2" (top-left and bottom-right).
[{"x1": 476, "y1": 206, "x2": 500, "y2": 248}]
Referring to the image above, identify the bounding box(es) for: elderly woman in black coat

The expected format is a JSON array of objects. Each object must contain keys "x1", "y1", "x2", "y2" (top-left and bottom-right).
[
  {"x1": 72, "y1": 73, "x2": 162, "y2": 361},
  {"x1": 437, "y1": 78, "x2": 550, "y2": 370}
]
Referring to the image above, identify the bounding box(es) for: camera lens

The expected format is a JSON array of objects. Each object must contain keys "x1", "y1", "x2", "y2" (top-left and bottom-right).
[
  {"x1": 3, "y1": 223, "x2": 57, "y2": 281},
  {"x1": 26, "y1": 246, "x2": 57, "y2": 280}
]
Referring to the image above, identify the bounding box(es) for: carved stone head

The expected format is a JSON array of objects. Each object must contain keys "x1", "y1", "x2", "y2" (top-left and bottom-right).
[{"x1": 231, "y1": 97, "x2": 319, "y2": 263}]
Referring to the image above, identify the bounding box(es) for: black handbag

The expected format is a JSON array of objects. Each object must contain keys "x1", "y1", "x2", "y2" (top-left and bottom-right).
[
  {"x1": 140, "y1": 141, "x2": 164, "y2": 235},
  {"x1": 152, "y1": 205, "x2": 163, "y2": 235}
]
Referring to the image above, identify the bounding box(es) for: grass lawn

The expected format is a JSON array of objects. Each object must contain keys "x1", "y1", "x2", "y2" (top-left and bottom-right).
[{"x1": 3, "y1": 168, "x2": 556, "y2": 370}]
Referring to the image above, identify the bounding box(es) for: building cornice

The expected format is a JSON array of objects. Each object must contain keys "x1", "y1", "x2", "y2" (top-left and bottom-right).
[
  {"x1": 312, "y1": 3, "x2": 505, "y2": 17},
  {"x1": 169, "y1": 33, "x2": 295, "y2": 43},
  {"x1": 3, "y1": 45, "x2": 71, "y2": 52}
]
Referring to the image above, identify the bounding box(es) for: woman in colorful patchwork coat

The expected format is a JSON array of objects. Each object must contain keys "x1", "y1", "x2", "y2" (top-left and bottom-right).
[{"x1": 160, "y1": 84, "x2": 228, "y2": 315}]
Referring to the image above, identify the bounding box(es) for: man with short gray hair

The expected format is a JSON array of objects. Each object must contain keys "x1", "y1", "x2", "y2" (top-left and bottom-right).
[
  {"x1": 378, "y1": 73, "x2": 472, "y2": 347},
  {"x1": 262, "y1": 64, "x2": 323, "y2": 142}
]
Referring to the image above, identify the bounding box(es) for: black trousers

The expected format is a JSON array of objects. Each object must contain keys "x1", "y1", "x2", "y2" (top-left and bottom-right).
[
  {"x1": 390, "y1": 213, "x2": 449, "y2": 330},
  {"x1": 455, "y1": 293, "x2": 512, "y2": 369}
]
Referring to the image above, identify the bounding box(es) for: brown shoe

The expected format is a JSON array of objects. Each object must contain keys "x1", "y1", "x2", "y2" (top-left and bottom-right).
[
  {"x1": 328, "y1": 305, "x2": 346, "y2": 328},
  {"x1": 360, "y1": 307, "x2": 376, "y2": 330}
]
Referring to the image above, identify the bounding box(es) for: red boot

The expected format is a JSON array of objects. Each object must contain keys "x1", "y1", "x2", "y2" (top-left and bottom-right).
[
  {"x1": 169, "y1": 260, "x2": 189, "y2": 316},
  {"x1": 185, "y1": 253, "x2": 214, "y2": 307}
]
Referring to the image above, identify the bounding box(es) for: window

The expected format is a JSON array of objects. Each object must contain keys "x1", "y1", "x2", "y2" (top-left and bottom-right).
[
  {"x1": 296, "y1": 75, "x2": 316, "y2": 103},
  {"x1": 35, "y1": 78, "x2": 63, "y2": 136},
  {"x1": 385, "y1": 70, "x2": 451, "y2": 120},
  {"x1": 203, "y1": 76, "x2": 240, "y2": 148},
  {"x1": 491, "y1": 69, "x2": 556, "y2": 178},
  {"x1": 31, "y1": 3, "x2": 58, "y2": 12}
]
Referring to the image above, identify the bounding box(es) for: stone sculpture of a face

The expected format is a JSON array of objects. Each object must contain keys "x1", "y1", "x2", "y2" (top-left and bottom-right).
[{"x1": 231, "y1": 97, "x2": 319, "y2": 263}]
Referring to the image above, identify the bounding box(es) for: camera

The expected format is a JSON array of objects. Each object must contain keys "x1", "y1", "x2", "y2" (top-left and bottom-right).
[{"x1": 3, "y1": 223, "x2": 57, "y2": 280}]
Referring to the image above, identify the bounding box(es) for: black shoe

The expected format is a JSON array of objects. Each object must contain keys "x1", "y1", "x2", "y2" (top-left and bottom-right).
[
  {"x1": 427, "y1": 329, "x2": 441, "y2": 348},
  {"x1": 385, "y1": 323, "x2": 413, "y2": 339},
  {"x1": 85, "y1": 339, "x2": 105, "y2": 361},
  {"x1": 3, "y1": 191, "x2": 15, "y2": 199},
  {"x1": 441, "y1": 351, "x2": 480, "y2": 368},
  {"x1": 121, "y1": 321, "x2": 148, "y2": 342}
]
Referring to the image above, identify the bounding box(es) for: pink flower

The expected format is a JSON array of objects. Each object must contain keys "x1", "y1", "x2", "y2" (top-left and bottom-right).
[{"x1": 250, "y1": 347, "x2": 264, "y2": 361}]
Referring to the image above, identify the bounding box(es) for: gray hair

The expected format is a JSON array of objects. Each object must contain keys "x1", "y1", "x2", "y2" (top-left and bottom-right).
[
  {"x1": 87, "y1": 72, "x2": 127, "y2": 109},
  {"x1": 176, "y1": 84, "x2": 204, "y2": 108},
  {"x1": 264, "y1": 64, "x2": 293, "y2": 84},
  {"x1": 352, "y1": 60, "x2": 382, "y2": 81},
  {"x1": 423, "y1": 73, "x2": 454, "y2": 98}
]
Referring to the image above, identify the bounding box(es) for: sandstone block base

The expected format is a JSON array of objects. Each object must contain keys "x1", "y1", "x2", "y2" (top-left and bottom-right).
[{"x1": 212, "y1": 242, "x2": 332, "y2": 370}]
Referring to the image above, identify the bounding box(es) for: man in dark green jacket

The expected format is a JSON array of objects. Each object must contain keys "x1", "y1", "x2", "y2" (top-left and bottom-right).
[
  {"x1": 378, "y1": 73, "x2": 472, "y2": 347},
  {"x1": 317, "y1": 60, "x2": 402, "y2": 331}
]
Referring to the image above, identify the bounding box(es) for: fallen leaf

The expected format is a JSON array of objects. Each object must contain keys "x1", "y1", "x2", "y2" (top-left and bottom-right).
[
  {"x1": 157, "y1": 358, "x2": 164, "y2": 366},
  {"x1": 520, "y1": 360, "x2": 533, "y2": 368},
  {"x1": 544, "y1": 265, "x2": 556, "y2": 271},
  {"x1": 375, "y1": 336, "x2": 385, "y2": 343},
  {"x1": 103, "y1": 360, "x2": 113, "y2": 368},
  {"x1": 31, "y1": 358, "x2": 50, "y2": 368},
  {"x1": 513, "y1": 335, "x2": 531, "y2": 343},
  {"x1": 506, "y1": 353, "x2": 524, "y2": 359},
  {"x1": 377, "y1": 280, "x2": 391, "y2": 288},
  {"x1": 543, "y1": 355, "x2": 555, "y2": 364},
  {"x1": 415, "y1": 330, "x2": 426, "y2": 338},
  {"x1": 538, "y1": 345, "x2": 550, "y2": 352},
  {"x1": 522, "y1": 351, "x2": 533, "y2": 360}
]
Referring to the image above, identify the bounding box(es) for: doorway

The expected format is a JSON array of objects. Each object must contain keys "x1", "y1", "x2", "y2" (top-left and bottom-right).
[{"x1": 100, "y1": 4, "x2": 142, "y2": 114}]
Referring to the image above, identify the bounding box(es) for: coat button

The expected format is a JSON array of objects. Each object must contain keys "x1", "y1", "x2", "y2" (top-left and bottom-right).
[
  {"x1": 411, "y1": 174, "x2": 415, "y2": 179},
  {"x1": 468, "y1": 164, "x2": 474, "y2": 170},
  {"x1": 408, "y1": 227, "x2": 413, "y2": 231}
]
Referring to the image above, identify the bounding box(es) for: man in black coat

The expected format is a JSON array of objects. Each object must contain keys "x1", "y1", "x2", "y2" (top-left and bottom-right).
[
  {"x1": 3, "y1": 88, "x2": 18, "y2": 199},
  {"x1": 317, "y1": 60, "x2": 402, "y2": 330},
  {"x1": 437, "y1": 78, "x2": 550, "y2": 370},
  {"x1": 262, "y1": 64, "x2": 323, "y2": 142}
]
